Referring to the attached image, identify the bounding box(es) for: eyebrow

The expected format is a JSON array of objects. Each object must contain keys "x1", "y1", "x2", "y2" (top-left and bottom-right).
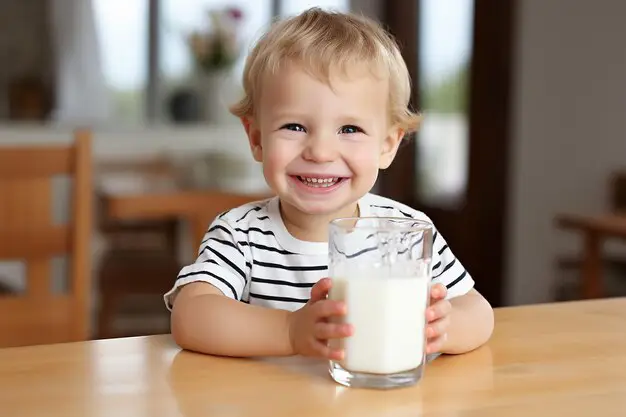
[
  {"x1": 337, "y1": 116, "x2": 368, "y2": 125},
  {"x1": 269, "y1": 111, "x2": 368, "y2": 124},
  {"x1": 269, "y1": 111, "x2": 309, "y2": 120}
]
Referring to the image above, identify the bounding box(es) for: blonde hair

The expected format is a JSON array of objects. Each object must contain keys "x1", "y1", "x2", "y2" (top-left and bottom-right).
[{"x1": 229, "y1": 8, "x2": 421, "y2": 133}]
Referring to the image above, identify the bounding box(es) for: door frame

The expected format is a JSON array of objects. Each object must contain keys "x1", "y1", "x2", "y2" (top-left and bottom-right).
[{"x1": 379, "y1": 0, "x2": 517, "y2": 307}]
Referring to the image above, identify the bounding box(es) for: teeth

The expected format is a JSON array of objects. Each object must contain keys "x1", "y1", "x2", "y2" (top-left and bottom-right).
[{"x1": 298, "y1": 176, "x2": 340, "y2": 188}]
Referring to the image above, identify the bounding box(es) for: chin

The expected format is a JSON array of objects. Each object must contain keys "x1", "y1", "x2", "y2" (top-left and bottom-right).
[
  {"x1": 290, "y1": 196, "x2": 358, "y2": 218},
  {"x1": 298, "y1": 203, "x2": 341, "y2": 216}
]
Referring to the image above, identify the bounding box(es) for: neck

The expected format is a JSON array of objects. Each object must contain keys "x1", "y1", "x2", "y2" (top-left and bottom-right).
[{"x1": 279, "y1": 201, "x2": 359, "y2": 242}]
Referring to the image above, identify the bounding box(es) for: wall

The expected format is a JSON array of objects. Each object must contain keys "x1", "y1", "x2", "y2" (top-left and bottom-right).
[
  {"x1": 506, "y1": 0, "x2": 626, "y2": 304},
  {"x1": 0, "y1": 0, "x2": 53, "y2": 119}
]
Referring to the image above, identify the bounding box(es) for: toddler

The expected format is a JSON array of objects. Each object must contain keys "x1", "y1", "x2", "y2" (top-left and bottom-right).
[{"x1": 165, "y1": 8, "x2": 494, "y2": 360}]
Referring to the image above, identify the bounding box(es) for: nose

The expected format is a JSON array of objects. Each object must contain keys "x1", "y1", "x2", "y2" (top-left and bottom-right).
[{"x1": 302, "y1": 134, "x2": 339, "y2": 163}]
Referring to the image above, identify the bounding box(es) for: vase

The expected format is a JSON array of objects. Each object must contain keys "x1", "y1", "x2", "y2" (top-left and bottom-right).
[{"x1": 193, "y1": 70, "x2": 238, "y2": 125}]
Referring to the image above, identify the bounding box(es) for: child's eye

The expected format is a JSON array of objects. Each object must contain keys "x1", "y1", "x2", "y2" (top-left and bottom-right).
[
  {"x1": 339, "y1": 125, "x2": 364, "y2": 134},
  {"x1": 281, "y1": 123, "x2": 306, "y2": 133}
]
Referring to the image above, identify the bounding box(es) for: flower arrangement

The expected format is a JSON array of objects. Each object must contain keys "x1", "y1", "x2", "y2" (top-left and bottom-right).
[{"x1": 188, "y1": 6, "x2": 244, "y2": 73}]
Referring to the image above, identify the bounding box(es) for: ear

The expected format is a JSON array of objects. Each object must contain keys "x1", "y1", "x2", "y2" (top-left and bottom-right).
[
  {"x1": 379, "y1": 125, "x2": 405, "y2": 169},
  {"x1": 242, "y1": 116, "x2": 263, "y2": 162}
]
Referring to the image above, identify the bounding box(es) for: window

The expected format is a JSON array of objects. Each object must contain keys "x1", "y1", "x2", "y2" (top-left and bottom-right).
[
  {"x1": 93, "y1": 0, "x2": 148, "y2": 124},
  {"x1": 92, "y1": 0, "x2": 348, "y2": 126},
  {"x1": 415, "y1": 0, "x2": 474, "y2": 207},
  {"x1": 280, "y1": 0, "x2": 348, "y2": 16},
  {"x1": 159, "y1": 0, "x2": 272, "y2": 91}
]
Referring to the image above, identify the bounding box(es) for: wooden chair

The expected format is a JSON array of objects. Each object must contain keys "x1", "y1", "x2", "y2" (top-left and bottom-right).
[
  {"x1": 96, "y1": 159, "x2": 181, "y2": 339},
  {"x1": 96, "y1": 190, "x2": 269, "y2": 339},
  {"x1": 555, "y1": 170, "x2": 626, "y2": 300},
  {"x1": 187, "y1": 192, "x2": 272, "y2": 250},
  {"x1": 0, "y1": 130, "x2": 93, "y2": 347}
]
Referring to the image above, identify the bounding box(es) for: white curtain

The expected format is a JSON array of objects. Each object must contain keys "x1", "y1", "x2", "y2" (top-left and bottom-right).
[{"x1": 49, "y1": 0, "x2": 111, "y2": 125}]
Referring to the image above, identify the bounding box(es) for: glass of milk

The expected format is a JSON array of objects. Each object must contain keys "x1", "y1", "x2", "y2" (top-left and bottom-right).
[{"x1": 327, "y1": 217, "x2": 433, "y2": 389}]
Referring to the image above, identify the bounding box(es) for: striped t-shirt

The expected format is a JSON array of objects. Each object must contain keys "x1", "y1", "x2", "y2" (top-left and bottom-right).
[{"x1": 163, "y1": 193, "x2": 474, "y2": 311}]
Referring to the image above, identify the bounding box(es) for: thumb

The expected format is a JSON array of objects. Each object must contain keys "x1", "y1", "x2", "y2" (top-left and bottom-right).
[
  {"x1": 430, "y1": 283, "x2": 447, "y2": 302},
  {"x1": 309, "y1": 278, "x2": 332, "y2": 303}
]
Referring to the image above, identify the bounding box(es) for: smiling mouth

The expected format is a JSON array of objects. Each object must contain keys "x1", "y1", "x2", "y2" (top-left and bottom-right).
[{"x1": 295, "y1": 176, "x2": 346, "y2": 188}]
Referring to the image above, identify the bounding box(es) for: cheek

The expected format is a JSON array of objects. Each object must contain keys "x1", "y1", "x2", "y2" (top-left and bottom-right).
[
  {"x1": 263, "y1": 139, "x2": 298, "y2": 172},
  {"x1": 344, "y1": 142, "x2": 384, "y2": 171}
]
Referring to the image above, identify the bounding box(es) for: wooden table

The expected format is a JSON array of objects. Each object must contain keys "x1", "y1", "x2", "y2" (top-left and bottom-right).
[
  {"x1": 1, "y1": 298, "x2": 625, "y2": 416},
  {"x1": 555, "y1": 212, "x2": 626, "y2": 298},
  {"x1": 98, "y1": 172, "x2": 270, "y2": 249}
]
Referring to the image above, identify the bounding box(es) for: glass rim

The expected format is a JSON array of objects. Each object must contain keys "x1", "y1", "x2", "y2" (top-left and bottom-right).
[{"x1": 329, "y1": 216, "x2": 434, "y2": 232}]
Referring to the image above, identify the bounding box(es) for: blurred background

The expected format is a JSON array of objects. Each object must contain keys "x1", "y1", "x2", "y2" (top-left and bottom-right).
[{"x1": 0, "y1": 0, "x2": 625, "y2": 347}]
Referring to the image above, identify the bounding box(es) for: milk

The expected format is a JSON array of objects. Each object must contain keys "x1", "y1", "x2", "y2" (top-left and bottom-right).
[{"x1": 329, "y1": 274, "x2": 429, "y2": 375}]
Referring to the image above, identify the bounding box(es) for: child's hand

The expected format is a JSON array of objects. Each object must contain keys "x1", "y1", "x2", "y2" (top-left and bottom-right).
[
  {"x1": 287, "y1": 278, "x2": 353, "y2": 360},
  {"x1": 426, "y1": 283, "x2": 452, "y2": 354}
]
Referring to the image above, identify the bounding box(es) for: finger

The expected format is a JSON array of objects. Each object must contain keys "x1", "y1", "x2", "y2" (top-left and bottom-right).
[
  {"x1": 426, "y1": 333, "x2": 448, "y2": 355},
  {"x1": 312, "y1": 299, "x2": 347, "y2": 318},
  {"x1": 312, "y1": 340, "x2": 344, "y2": 360},
  {"x1": 427, "y1": 299, "x2": 452, "y2": 322},
  {"x1": 429, "y1": 283, "x2": 447, "y2": 302},
  {"x1": 426, "y1": 315, "x2": 450, "y2": 339},
  {"x1": 314, "y1": 322, "x2": 354, "y2": 340},
  {"x1": 310, "y1": 278, "x2": 332, "y2": 303}
]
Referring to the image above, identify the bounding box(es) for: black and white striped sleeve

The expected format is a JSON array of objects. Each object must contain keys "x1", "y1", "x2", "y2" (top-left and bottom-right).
[
  {"x1": 430, "y1": 229, "x2": 474, "y2": 299},
  {"x1": 163, "y1": 218, "x2": 249, "y2": 309}
]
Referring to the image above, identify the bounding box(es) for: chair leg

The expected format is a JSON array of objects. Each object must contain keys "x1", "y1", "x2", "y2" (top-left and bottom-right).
[
  {"x1": 97, "y1": 293, "x2": 118, "y2": 339},
  {"x1": 582, "y1": 232, "x2": 603, "y2": 299}
]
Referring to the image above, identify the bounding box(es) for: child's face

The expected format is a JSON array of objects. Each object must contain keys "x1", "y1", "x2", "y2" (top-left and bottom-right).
[{"x1": 244, "y1": 63, "x2": 404, "y2": 218}]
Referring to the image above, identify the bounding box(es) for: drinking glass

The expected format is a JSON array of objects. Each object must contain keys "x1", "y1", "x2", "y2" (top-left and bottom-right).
[{"x1": 327, "y1": 217, "x2": 434, "y2": 389}]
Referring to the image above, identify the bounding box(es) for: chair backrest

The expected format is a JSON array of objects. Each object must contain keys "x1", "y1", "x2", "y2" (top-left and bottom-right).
[
  {"x1": 0, "y1": 130, "x2": 93, "y2": 347},
  {"x1": 188, "y1": 192, "x2": 271, "y2": 251}
]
